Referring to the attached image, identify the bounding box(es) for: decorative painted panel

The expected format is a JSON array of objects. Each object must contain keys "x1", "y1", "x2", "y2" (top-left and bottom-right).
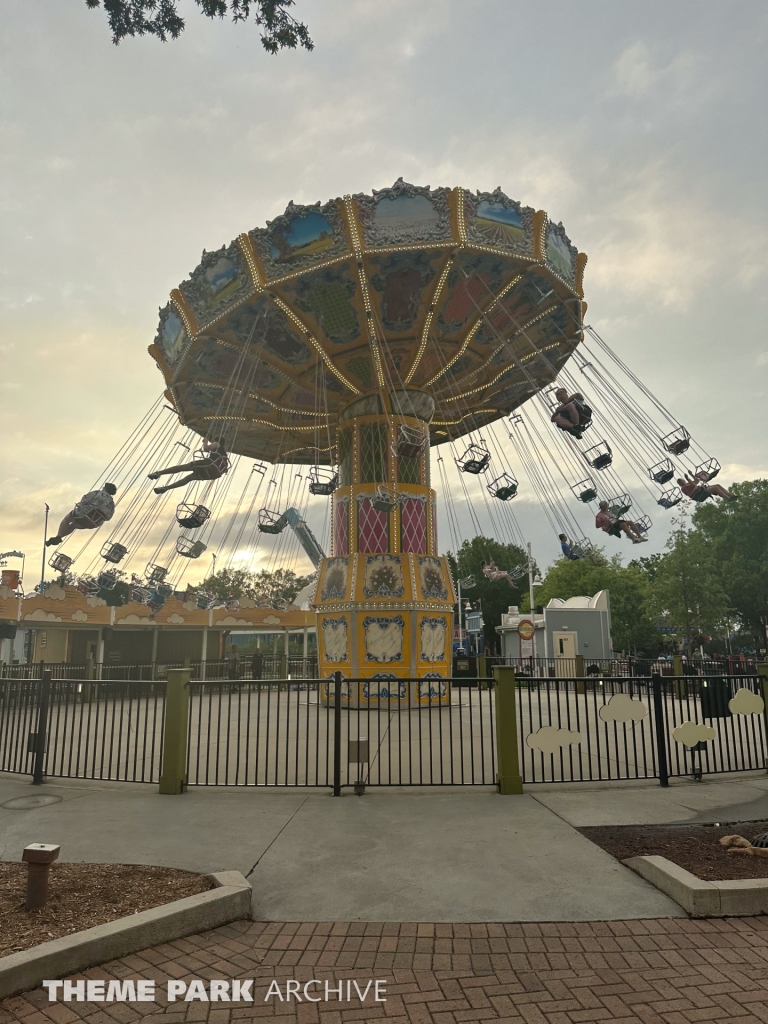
[
  {"x1": 361, "y1": 675, "x2": 408, "y2": 701},
  {"x1": 357, "y1": 497, "x2": 389, "y2": 554},
  {"x1": 401, "y1": 496, "x2": 427, "y2": 554},
  {"x1": 363, "y1": 615, "x2": 405, "y2": 663},
  {"x1": 354, "y1": 179, "x2": 453, "y2": 249},
  {"x1": 418, "y1": 674, "x2": 449, "y2": 700},
  {"x1": 420, "y1": 616, "x2": 448, "y2": 662},
  {"x1": 363, "y1": 555, "x2": 404, "y2": 599},
  {"x1": 249, "y1": 199, "x2": 349, "y2": 280},
  {"x1": 154, "y1": 305, "x2": 189, "y2": 369},
  {"x1": 321, "y1": 556, "x2": 349, "y2": 600},
  {"x1": 178, "y1": 240, "x2": 253, "y2": 326},
  {"x1": 321, "y1": 616, "x2": 349, "y2": 663},
  {"x1": 332, "y1": 501, "x2": 349, "y2": 556},
  {"x1": 418, "y1": 556, "x2": 448, "y2": 600},
  {"x1": 545, "y1": 222, "x2": 578, "y2": 284},
  {"x1": 462, "y1": 189, "x2": 535, "y2": 258}
]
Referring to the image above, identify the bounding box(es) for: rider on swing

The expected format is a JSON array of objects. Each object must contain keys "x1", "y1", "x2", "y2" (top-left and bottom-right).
[
  {"x1": 148, "y1": 439, "x2": 229, "y2": 494},
  {"x1": 678, "y1": 473, "x2": 735, "y2": 503},
  {"x1": 46, "y1": 483, "x2": 117, "y2": 547},
  {"x1": 551, "y1": 389, "x2": 592, "y2": 440}
]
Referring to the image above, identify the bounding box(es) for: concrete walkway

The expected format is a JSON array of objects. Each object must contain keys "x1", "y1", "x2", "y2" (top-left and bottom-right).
[
  {"x1": 0, "y1": 773, "x2": 684, "y2": 922},
  {"x1": 5, "y1": 916, "x2": 768, "y2": 1023}
]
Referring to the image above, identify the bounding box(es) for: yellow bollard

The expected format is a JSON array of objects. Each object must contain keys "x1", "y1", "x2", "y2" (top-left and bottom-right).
[
  {"x1": 493, "y1": 665, "x2": 524, "y2": 795},
  {"x1": 159, "y1": 668, "x2": 190, "y2": 795}
]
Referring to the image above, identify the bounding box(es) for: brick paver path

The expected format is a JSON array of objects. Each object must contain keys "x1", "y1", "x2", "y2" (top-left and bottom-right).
[{"x1": 3, "y1": 917, "x2": 768, "y2": 1023}]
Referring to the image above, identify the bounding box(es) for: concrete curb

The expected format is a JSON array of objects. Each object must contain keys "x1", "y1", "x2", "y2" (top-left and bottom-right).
[
  {"x1": 624, "y1": 856, "x2": 768, "y2": 917},
  {"x1": 0, "y1": 870, "x2": 252, "y2": 999}
]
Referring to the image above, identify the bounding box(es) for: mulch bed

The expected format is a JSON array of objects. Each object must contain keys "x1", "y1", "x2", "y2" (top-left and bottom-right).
[
  {"x1": 0, "y1": 863, "x2": 213, "y2": 957},
  {"x1": 579, "y1": 820, "x2": 768, "y2": 881}
]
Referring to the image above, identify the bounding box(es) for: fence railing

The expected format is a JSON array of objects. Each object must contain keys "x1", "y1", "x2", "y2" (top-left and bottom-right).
[
  {"x1": 186, "y1": 677, "x2": 496, "y2": 788},
  {"x1": 0, "y1": 657, "x2": 318, "y2": 681},
  {"x1": 487, "y1": 655, "x2": 760, "y2": 679},
  {"x1": 2, "y1": 669, "x2": 766, "y2": 791}
]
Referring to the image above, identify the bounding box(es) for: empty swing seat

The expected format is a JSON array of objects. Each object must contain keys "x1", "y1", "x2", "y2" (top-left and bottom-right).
[
  {"x1": 308, "y1": 467, "x2": 339, "y2": 495},
  {"x1": 145, "y1": 564, "x2": 169, "y2": 585},
  {"x1": 258, "y1": 509, "x2": 288, "y2": 534},
  {"x1": 130, "y1": 585, "x2": 151, "y2": 604},
  {"x1": 77, "y1": 578, "x2": 99, "y2": 596},
  {"x1": 101, "y1": 542, "x2": 128, "y2": 564},
  {"x1": 657, "y1": 487, "x2": 683, "y2": 510},
  {"x1": 48, "y1": 552, "x2": 74, "y2": 574},
  {"x1": 649, "y1": 459, "x2": 674, "y2": 485},
  {"x1": 395, "y1": 425, "x2": 428, "y2": 460},
  {"x1": 584, "y1": 441, "x2": 613, "y2": 471},
  {"x1": 607, "y1": 493, "x2": 632, "y2": 518},
  {"x1": 487, "y1": 473, "x2": 518, "y2": 501},
  {"x1": 176, "y1": 503, "x2": 211, "y2": 529},
  {"x1": 662, "y1": 427, "x2": 690, "y2": 456},
  {"x1": 572, "y1": 479, "x2": 598, "y2": 503},
  {"x1": 176, "y1": 537, "x2": 207, "y2": 559},
  {"x1": 372, "y1": 486, "x2": 400, "y2": 514},
  {"x1": 97, "y1": 571, "x2": 118, "y2": 591},
  {"x1": 456, "y1": 442, "x2": 491, "y2": 475},
  {"x1": 694, "y1": 458, "x2": 720, "y2": 481},
  {"x1": 635, "y1": 515, "x2": 652, "y2": 534}
]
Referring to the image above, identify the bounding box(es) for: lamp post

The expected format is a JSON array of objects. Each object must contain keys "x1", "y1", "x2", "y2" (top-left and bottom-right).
[
  {"x1": 40, "y1": 504, "x2": 49, "y2": 595},
  {"x1": 456, "y1": 575, "x2": 475, "y2": 651}
]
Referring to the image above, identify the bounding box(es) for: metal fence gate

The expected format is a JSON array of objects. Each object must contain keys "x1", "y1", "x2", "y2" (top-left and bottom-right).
[{"x1": 1, "y1": 670, "x2": 766, "y2": 790}]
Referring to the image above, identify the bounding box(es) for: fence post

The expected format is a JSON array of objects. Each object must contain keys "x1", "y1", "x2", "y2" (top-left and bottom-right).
[
  {"x1": 32, "y1": 670, "x2": 52, "y2": 786},
  {"x1": 493, "y1": 665, "x2": 523, "y2": 795},
  {"x1": 159, "y1": 668, "x2": 190, "y2": 795},
  {"x1": 331, "y1": 667, "x2": 342, "y2": 794},
  {"x1": 758, "y1": 665, "x2": 768, "y2": 770},
  {"x1": 651, "y1": 673, "x2": 669, "y2": 788}
]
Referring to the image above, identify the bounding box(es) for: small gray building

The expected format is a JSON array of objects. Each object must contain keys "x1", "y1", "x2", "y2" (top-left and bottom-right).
[{"x1": 496, "y1": 591, "x2": 613, "y2": 662}]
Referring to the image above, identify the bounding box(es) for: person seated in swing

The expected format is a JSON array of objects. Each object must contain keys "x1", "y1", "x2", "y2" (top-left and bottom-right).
[
  {"x1": 482, "y1": 559, "x2": 515, "y2": 586},
  {"x1": 45, "y1": 483, "x2": 117, "y2": 546},
  {"x1": 551, "y1": 389, "x2": 591, "y2": 439},
  {"x1": 595, "y1": 501, "x2": 647, "y2": 544},
  {"x1": 148, "y1": 439, "x2": 229, "y2": 494},
  {"x1": 558, "y1": 534, "x2": 581, "y2": 560},
  {"x1": 677, "y1": 473, "x2": 735, "y2": 503}
]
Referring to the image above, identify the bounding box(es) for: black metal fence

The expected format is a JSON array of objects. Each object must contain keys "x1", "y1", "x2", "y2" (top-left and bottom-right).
[
  {"x1": 0, "y1": 657, "x2": 318, "y2": 681},
  {"x1": 186, "y1": 677, "x2": 496, "y2": 788},
  {"x1": 515, "y1": 674, "x2": 767, "y2": 784},
  {"x1": 2, "y1": 669, "x2": 765, "y2": 790}
]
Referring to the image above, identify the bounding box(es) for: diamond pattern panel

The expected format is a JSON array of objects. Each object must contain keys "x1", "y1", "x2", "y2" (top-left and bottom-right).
[
  {"x1": 358, "y1": 498, "x2": 389, "y2": 554},
  {"x1": 360, "y1": 424, "x2": 388, "y2": 483},
  {"x1": 401, "y1": 497, "x2": 427, "y2": 554},
  {"x1": 334, "y1": 501, "x2": 349, "y2": 555}
]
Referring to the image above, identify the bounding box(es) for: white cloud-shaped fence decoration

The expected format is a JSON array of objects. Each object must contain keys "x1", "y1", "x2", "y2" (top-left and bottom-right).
[
  {"x1": 526, "y1": 726, "x2": 582, "y2": 755},
  {"x1": 672, "y1": 721, "x2": 716, "y2": 748},
  {"x1": 728, "y1": 688, "x2": 764, "y2": 716},
  {"x1": 598, "y1": 693, "x2": 648, "y2": 723}
]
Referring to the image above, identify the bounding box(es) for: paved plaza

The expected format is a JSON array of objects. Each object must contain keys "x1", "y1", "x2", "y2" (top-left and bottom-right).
[{"x1": 3, "y1": 916, "x2": 768, "y2": 1023}]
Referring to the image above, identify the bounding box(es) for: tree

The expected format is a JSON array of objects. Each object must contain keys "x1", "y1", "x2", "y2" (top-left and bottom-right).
[
  {"x1": 86, "y1": 0, "x2": 313, "y2": 51},
  {"x1": 194, "y1": 566, "x2": 314, "y2": 607},
  {"x1": 690, "y1": 479, "x2": 768, "y2": 648},
  {"x1": 447, "y1": 536, "x2": 528, "y2": 651},
  {"x1": 533, "y1": 549, "x2": 659, "y2": 655}
]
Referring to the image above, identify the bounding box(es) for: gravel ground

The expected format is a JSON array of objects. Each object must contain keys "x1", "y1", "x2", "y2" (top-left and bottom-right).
[
  {"x1": 0, "y1": 863, "x2": 213, "y2": 956},
  {"x1": 579, "y1": 819, "x2": 768, "y2": 881}
]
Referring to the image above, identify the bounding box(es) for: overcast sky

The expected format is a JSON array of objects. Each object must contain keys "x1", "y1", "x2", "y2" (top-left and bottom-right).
[{"x1": 1, "y1": 0, "x2": 766, "y2": 585}]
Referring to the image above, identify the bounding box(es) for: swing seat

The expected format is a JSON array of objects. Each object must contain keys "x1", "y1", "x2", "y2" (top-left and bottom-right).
[
  {"x1": 371, "y1": 486, "x2": 399, "y2": 514},
  {"x1": 456, "y1": 442, "x2": 491, "y2": 475},
  {"x1": 572, "y1": 479, "x2": 597, "y2": 503},
  {"x1": 487, "y1": 473, "x2": 518, "y2": 501},
  {"x1": 77, "y1": 579, "x2": 100, "y2": 596},
  {"x1": 691, "y1": 488, "x2": 711, "y2": 503},
  {"x1": 196, "y1": 592, "x2": 213, "y2": 610},
  {"x1": 607, "y1": 494, "x2": 632, "y2": 518},
  {"x1": 97, "y1": 571, "x2": 118, "y2": 591},
  {"x1": 146, "y1": 564, "x2": 169, "y2": 585},
  {"x1": 694, "y1": 458, "x2": 720, "y2": 482},
  {"x1": 258, "y1": 509, "x2": 288, "y2": 534},
  {"x1": 649, "y1": 459, "x2": 674, "y2": 485},
  {"x1": 193, "y1": 450, "x2": 231, "y2": 474},
  {"x1": 130, "y1": 586, "x2": 151, "y2": 604},
  {"x1": 584, "y1": 440, "x2": 613, "y2": 471},
  {"x1": 606, "y1": 522, "x2": 623, "y2": 538},
  {"x1": 176, "y1": 503, "x2": 211, "y2": 529},
  {"x1": 662, "y1": 427, "x2": 690, "y2": 456},
  {"x1": 176, "y1": 538, "x2": 207, "y2": 559},
  {"x1": 48, "y1": 553, "x2": 74, "y2": 574},
  {"x1": 226, "y1": 599, "x2": 240, "y2": 613},
  {"x1": 395, "y1": 425, "x2": 428, "y2": 460},
  {"x1": 308, "y1": 467, "x2": 338, "y2": 496},
  {"x1": 635, "y1": 515, "x2": 652, "y2": 533},
  {"x1": 101, "y1": 542, "x2": 128, "y2": 564},
  {"x1": 657, "y1": 487, "x2": 683, "y2": 510},
  {"x1": 578, "y1": 488, "x2": 598, "y2": 502}
]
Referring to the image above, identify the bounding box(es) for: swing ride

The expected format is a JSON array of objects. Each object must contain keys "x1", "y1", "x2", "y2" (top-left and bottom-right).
[{"x1": 32, "y1": 180, "x2": 728, "y2": 701}]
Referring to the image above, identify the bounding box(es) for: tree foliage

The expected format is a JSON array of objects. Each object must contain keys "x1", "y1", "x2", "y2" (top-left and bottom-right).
[
  {"x1": 194, "y1": 566, "x2": 314, "y2": 607},
  {"x1": 85, "y1": 0, "x2": 313, "y2": 51},
  {"x1": 533, "y1": 549, "x2": 659, "y2": 655},
  {"x1": 446, "y1": 536, "x2": 528, "y2": 650}
]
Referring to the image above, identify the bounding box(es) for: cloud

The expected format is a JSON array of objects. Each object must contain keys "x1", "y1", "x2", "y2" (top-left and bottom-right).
[
  {"x1": 45, "y1": 583, "x2": 66, "y2": 601},
  {"x1": 115, "y1": 613, "x2": 151, "y2": 624},
  {"x1": 23, "y1": 609, "x2": 62, "y2": 622},
  {"x1": 611, "y1": 42, "x2": 696, "y2": 98},
  {"x1": 216, "y1": 615, "x2": 250, "y2": 626},
  {"x1": 86, "y1": 595, "x2": 106, "y2": 607},
  {"x1": 599, "y1": 693, "x2": 648, "y2": 724},
  {"x1": 71, "y1": 609, "x2": 88, "y2": 622},
  {"x1": 165, "y1": 613, "x2": 185, "y2": 624},
  {"x1": 526, "y1": 726, "x2": 582, "y2": 755},
  {"x1": 263, "y1": 614, "x2": 281, "y2": 625},
  {"x1": 672, "y1": 721, "x2": 716, "y2": 747},
  {"x1": 728, "y1": 688, "x2": 764, "y2": 716}
]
